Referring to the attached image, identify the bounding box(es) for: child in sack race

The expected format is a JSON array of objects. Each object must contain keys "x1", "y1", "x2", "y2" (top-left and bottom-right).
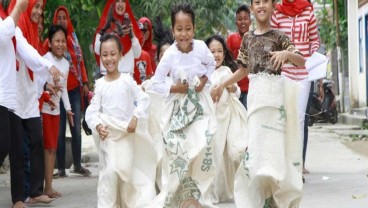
[{"x1": 211, "y1": 0, "x2": 306, "y2": 207}]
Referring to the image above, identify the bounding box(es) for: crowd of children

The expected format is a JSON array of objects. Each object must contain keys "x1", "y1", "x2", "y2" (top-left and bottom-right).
[{"x1": 0, "y1": 0, "x2": 320, "y2": 207}]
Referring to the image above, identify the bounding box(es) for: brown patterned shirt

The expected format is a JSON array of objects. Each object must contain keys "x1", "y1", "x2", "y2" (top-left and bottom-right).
[{"x1": 237, "y1": 29, "x2": 300, "y2": 75}]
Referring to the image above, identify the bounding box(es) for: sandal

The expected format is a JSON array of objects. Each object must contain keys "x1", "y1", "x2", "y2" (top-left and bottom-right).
[
  {"x1": 53, "y1": 169, "x2": 68, "y2": 178},
  {"x1": 70, "y1": 166, "x2": 91, "y2": 176}
]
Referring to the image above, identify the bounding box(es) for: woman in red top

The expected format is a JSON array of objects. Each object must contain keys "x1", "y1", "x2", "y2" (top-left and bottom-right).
[
  {"x1": 139, "y1": 17, "x2": 157, "y2": 72},
  {"x1": 49, "y1": 6, "x2": 91, "y2": 178},
  {"x1": 93, "y1": 0, "x2": 142, "y2": 75}
]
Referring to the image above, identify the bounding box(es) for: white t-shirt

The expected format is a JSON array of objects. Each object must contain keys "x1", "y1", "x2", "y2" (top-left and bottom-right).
[
  {"x1": 41, "y1": 52, "x2": 71, "y2": 115},
  {"x1": 85, "y1": 73, "x2": 150, "y2": 130}
]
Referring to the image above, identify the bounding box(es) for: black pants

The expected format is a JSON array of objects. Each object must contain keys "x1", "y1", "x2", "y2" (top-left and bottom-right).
[
  {"x1": 0, "y1": 105, "x2": 11, "y2": 166},
  {"x1": 9, "y1": 114, "x2": 45, "y2": 203},
  {"x1": 303, "y1": 82, "x2": 314, "y2": 164}
]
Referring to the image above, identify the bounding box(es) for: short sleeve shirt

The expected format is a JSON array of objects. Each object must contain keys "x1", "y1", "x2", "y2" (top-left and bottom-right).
[{"x1": 237, "y1": 29, "x2": 300, "y2": 75}]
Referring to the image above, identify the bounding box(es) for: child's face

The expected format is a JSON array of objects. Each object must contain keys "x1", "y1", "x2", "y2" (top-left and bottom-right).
[
  {"x1": 251, "y1": 0, "x2": 275, "y2": 25},
  {"x1": 100, "y1": 39, "x2": 122, "y2": 74},
  {"x1": 208, "y1": 39, "x2": 224, "y2": 69},
  {"x1": 49, "y1": 31, "x2": 66, "y2": 59},
  {"x1": 56, "y1": 10, "x2": 68, "y2": 29},
  {"x1": 236, "y1": 11, "x2": 251, "y2": 35},
  {"x1": 172, "y1": 11, "x2": 195, "y2": 53},
  {"x1": 30, "y1": 0, "x2": 43, "y2": 24},
  {"x1": 115, "y1": 0, "x2": 126, "y2": 16}
]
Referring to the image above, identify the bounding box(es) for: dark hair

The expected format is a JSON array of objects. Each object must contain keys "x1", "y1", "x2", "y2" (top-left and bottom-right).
[
  {"x1": 236, "y1": 4, "x2": 250, "y2": 16},
  {"x1": 153, "y1": 16, "x2": 174, "y2": 61},
  {"x1": 171, "y1": 2, "x2": 195, "y2": 28},
  {"x1": 205, "y1": 34, "x2": 238, "y2": 72},
  {"x1": 99, "y1": 33, "x2": 123, "y2": 54},
  {"x1": 48, "y1": 24, "x2": 67, "y2": 42},
  {"x1": 99, "y1": 4, "x2": 124, "y2": 37},
  {"x1": 250, "y1": 0, "x2": 276, "y2": 4}
]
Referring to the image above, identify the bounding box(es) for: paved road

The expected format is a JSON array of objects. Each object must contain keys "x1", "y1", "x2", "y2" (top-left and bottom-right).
[{"x1": 0, "y1": 124, "x2": 368, "y2": 208}]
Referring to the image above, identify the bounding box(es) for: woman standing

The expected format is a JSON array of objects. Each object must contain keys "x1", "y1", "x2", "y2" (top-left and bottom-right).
[
  {"x1": 271, "y1": 0, "x2": 320, "y2": 177},
  {"x1": 7, "y1": 0, "x2": 61, "y2": 206},
  {"x1": 93, "y1": 0, "x2": 142, "y2": 75}
]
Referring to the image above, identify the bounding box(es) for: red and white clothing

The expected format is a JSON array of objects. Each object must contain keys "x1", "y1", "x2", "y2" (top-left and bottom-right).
[
  {"x1": 271, "y1": 2, "x2": 320, "y2": 156},
  {"x1": 134, "y1": 50, "x2": 153, "y2": 84},
  {"x1": 226, "y1": 32, "x2": 249, "y2": 93},
  {"x1": 41, "y1": 52, "x2": 71, "y2": 115},
  {"x1": 271, "y1": 6, "x2": 320, "y2": 80}
]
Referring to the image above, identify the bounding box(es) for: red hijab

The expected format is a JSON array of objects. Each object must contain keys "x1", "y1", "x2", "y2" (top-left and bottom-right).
[
  {"x1": 8, "y1": 0, "x2": 45, "y2": 80},
  {"x1": 51, "y1": 6, "x2": 85, "y2": 83},
  {"x1": 93, "y1": 0, "x2": 142, "y2": 65},
  {"x1": 276, "y1": 0, "x2": 312, "y2": 17},
  {"x1": 138, "y1": 17, "x2": 157, "y2": 71},
  {"x1": 138, "y1": 17, "x2": 155, "y2": 51}
]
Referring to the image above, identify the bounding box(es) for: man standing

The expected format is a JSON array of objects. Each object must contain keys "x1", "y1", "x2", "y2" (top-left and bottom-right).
[{"x1": 226, "y1": 4, "x2": 251, "y2": 109}]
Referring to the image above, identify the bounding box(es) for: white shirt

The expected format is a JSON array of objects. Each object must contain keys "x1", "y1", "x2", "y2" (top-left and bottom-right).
[
  {"x1": 0, "y1": 17, "x2": 17, "y2": 110},
  {"x1": 41, "y1": 52, "x2": 71, "y2": 115},
  {"x1": 85, "y1": 73, "x2": 150, "y2": 130},
  {"x1": 14, "y1": 28, "x2": 53, "y2": 119},
  {"x1": 150, "y1": 39, "x2": 216, "y2": 97},
  {"x1": 94, "y1": 33, "x2": 141, "y2": 75}
]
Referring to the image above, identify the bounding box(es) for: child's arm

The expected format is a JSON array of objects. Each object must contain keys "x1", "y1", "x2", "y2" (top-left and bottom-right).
[
  {"x1": 270, "y1": 50, "x2": 305, "y2": 70},
  {"x1": 128, "y1": 77, "x2": 150, "y2": 133},
  {"x1": 85, "y1": 81, "x2": 106, "y2": 139},
  {"x1": 60, "y1": 71, "x2": 74, "y2": 127},
  {"x1": 211, "y1": 67, "x2": 248, "y2": 103},
  {"x1": 270, "y1": 34, "x2": 306, "y2": 70}
]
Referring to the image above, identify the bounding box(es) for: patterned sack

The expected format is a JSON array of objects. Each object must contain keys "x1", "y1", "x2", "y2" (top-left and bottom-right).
[
  {"x1": 234, "y1": 73, "x2": 303, "y2": 208},
  {"x1": 150, "y1": 87, "x2": 217, "y2": 208}
]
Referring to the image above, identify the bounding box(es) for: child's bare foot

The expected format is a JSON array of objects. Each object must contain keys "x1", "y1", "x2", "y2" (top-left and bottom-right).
[
  {"x1": 28, "y1": 195, "x2": 54, "y2": 204},
  {"x1": 12, "y1": 201, "x2": 24, "y2": 208},
  {"x1": 45, "y1": 189, "x2": 62, "y2": 198}
]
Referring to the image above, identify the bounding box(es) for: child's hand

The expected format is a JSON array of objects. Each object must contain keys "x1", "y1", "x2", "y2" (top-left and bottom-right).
[
  {"x1": 210, "y1": 84, "x2": 224, "y2": 103},
  {"x1": 46, "y1": 99, "x2": 56, "y2": 111},
  {"x1": 127, "y1": 116, "x2": 138, "y2": 133},
  {"x1": 195, "y1": 76, "x2": 207, "y2": 93},
  {"x1": 226, "y1": 84, "x2": 237, "y2": 93},
  {"x1": 171, "y1": 82, "x2": 189, "y2": 94},
  {"x1": 97, "y1": 124, "x2": 109, "y2": 141},
  {"x1": 270, "y1": 51, "x2": 289, "y2": 72},
  {"x1": 67, "y1": 110, "x2": 74, "y2": 127}
]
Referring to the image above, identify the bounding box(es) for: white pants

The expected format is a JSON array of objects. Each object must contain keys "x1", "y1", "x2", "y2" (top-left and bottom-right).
[{"x1": 297, "y1": 78, "x2": 311, "y2": 147}]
